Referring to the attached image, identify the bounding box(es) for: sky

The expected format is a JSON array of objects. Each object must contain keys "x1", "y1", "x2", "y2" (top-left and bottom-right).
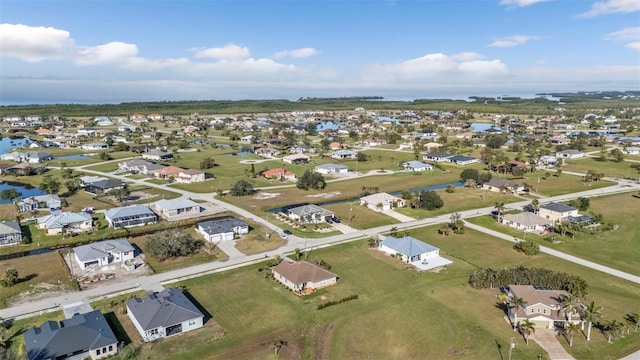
[{"x1": 1, "y1": 0, "x2": 639, "y2": 104}]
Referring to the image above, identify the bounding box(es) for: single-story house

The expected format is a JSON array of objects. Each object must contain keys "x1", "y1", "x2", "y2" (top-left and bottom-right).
[
  {"x1": 448, "y1": 155, "x2": 480, "y2": 165},
  {"x1": 151, "y1": 198, "x2": 202, "y2": 217},
  {"x1": 37, "y1": 212, "x2": 93, "y2": 235},
  {"x1": 152, "y1": 165, "x2": 183, "y2": 180},
  {"x1": 272, "y1": 260, "x2": 338, "y2": 293},
  {"x1": 126, "y1": 288, "x2": 205, "y2": 342},
  {"x1": 378, "y1": 236, "x2": 452, "y2": 270},
  {"x1": 403, "y1": 160, "x2": 433, "y2": 172},
  {"x1": 104, "y1": 205, "x2": 158, "y2": 228},
  {"x1": 255, "y1": 147, "x2": 281, "y2": 158},
  {"x1": 555, "y1": 149, "x2": 584, "y2": 159},
  {"x1": 118, "y1": 159, "x2": 158, "y2": 174},
  {"x1": 331, "y1": 149, "x2": 358, "y2": 160},
  {"x1": 363, "y1": 138, "x2": 387, "y2": 147},
  {"x1": 360, "y1": 192, "x2": 405, "y2": 211},
  {"x1": 195, "y1": 216, "x2": 249, "y2": 242},
  {"x1": 538, "y1": 203, "x2": 579, "y2": 223},
  {"x1": 422, "y1": 151, "x2": 452, "y2": 162},
  {"x1": 73, "y1": 239, "x2": 135, "y2": 270},
  {"x1": 481, "y1": 178, "x2": 524, "y2": 194},
  {"x1": 263, "y1": 168, "x2": 296, "y2": 181},
  {"x1": 142, "y1": 151, "x2": 174, "y2": 161},
  {"x1": 24, "y1": 310, "x2": 118, "y2": 360},
  {"x1": 285, "y1": 204, "x2": 335, "y2": 223},
  {"x1": 177, "y1": 168, "x2": 206, "y2": 183},
  {"x1": 0, "y1": 220, "x2": 22, "y2": 246},
  {"x1": 18, "y1": 194, "x2": 62, "y2": 212},
  {"x1": 622, "y1": 147, "x2": 640, "y2": 155},
  {"x1": 81, "y1": 142, "x2": 109, "y2": 151},
  {"x1": 314, "y1": 163, "x2": 349, "y2": 175},
  {"x1": 506, "y1": 285, "x2": 582, "y2": 329},
  {"x1": 501, "y1": 212, "x2": 553, "y2": 233},
  {"x1": 84, "y1": 179, "x2": 125, "y2": 195},
  {"x1": 79, "y1": 176, "x2": 108, "y2": 187},
  {"x1": 282, "y1": 154, "x2": 310, "y2": 164}
]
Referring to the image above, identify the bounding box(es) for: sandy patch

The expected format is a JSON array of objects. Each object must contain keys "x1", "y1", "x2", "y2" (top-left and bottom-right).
[
  {"x1": 254, "y1": 192, "x2": 281, "y2": 200},
  {"x1": 305, "y1": 191, "x2": 341, "y2": 199}
]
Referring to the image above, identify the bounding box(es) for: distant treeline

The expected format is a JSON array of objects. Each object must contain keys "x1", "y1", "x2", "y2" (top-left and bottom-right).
[{"x1": 298, "y1": 96, "x2": 384, "y2": 101}]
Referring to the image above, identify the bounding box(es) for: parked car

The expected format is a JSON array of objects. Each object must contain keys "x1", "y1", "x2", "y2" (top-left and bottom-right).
[
  {"x1": 332, "y1": 217, "x2": 341, "y2": 223},
  {"x1": 279, "y1": 232, "x2": 288, "y2": 240},
  {"x1": 283, "y1": 230, "x2": 292, "y2": 235}
]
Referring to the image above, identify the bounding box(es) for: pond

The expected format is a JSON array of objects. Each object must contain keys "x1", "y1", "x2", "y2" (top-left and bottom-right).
[
  {"x1": 0, "y1": 136, "x2": 32, "y2": 154},
  {"x1": 0, "y1": 181, "x2": 47, "y2": 204},
  {"x1": 224, "y1": 151, "x2": 253, "y2": 156},
  {"x1": 56, "y1": 154, "x2": 92, "y2": 160}
]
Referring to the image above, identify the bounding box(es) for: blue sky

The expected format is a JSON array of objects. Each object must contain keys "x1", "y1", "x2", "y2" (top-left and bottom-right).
[{"x1": 1, "y1": 0, "x2": 639, "y2": 104}]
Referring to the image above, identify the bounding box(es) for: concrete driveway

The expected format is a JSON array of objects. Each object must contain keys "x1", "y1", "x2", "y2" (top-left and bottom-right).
[{"x1": 530, "y1": 328, "x2": 574, "y2": 360}]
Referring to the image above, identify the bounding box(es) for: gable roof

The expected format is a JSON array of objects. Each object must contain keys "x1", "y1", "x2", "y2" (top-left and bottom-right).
[
  {"x1": 88, "y1": 178, "x2": 124, "y2": 189},
  {"x1": 272, "y1": 260, "x2": 338, "y2": 285},
  {"x1": 540, "y1": 202, "x2": 577, "y2": 213},
  {"x1": 263, "y1": 168, "x2": 294, "y2": 177},
  {"x1": 0, "y1": 220, "x2": 21, "y2": 235},
  {"x1": 508, "y1": 285, "x2": 568, "y2": 307},
  {"x1": 503, "y1": 212, "x2": 553, "y2": 227},
  {"x1": 360, "y1": 192, "x2": 402, "y2": 205},
  {"x1": 424, "y1": 151, "x2": 451, "y2": 158},
  {"x1": 286, "y1": 204, "x2": 334, "y2": 218},
  {"x1": 403, "y1": 160, "x2": 432, "y2": 168},
  {"x1": 74, "y1": 239, "x2": 134, "y2": 263},
  {"x1": 38, "y1": 212, "x2": 92, "y2": 229},
  {"x1": 126, "y1": 288, "x2": 204, "y2": 330},
  {"x1": 105, "y1": 204, "x2": 156, "y2": 220},
  {"x1": 24, "y1": 310, "x2": 117, "y2": 360},
  {"x1": 483, "y1": 178, "x2": 519, "y2": 188},
  {"x1": 196, "y1": 216, "x2": 248, "y2": 235},
  {"x1": 315, "y1": 163, "x2": 348, "y2": 170},
  {"x1": 380, "y1": 236, "x2": 439, "y2": 257}
]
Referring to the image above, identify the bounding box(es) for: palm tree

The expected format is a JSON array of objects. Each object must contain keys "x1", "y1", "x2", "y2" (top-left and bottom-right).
[
  {"x1": 530, "y1": 199, "x2": 540, "y2": 214},
  {"x1": 510, "y1": 296, "x2": 526, "y2": 330},
  {"x1": 389, "y1": 226, "x2": 399, "y2": 237},
  {"x1": 605, "y1": 320, "x2": 624, "y2": 343},
  {"x1": 566, "y1": 322, "x2": 579, "y2": 346},
  {"x1": 561, "y1": 293, "x2": 581, "y2": 325},
  {"x1": 582, "y1": 301, "x2": 603, "y2": 341},
  {"x1": 519, "y1": 319, "x2": 536, "y2": 345},
  {"x1": 494, "y1": 202, "x2": 505, "y2": 222}
]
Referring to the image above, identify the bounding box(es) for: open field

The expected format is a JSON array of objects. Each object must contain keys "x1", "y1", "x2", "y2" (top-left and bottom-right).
[
  {"x1": 466, "y1": 192, "x2": 640, "y2": 276},
  {"x1": 77, "y1": 225, "x2": 638, "y2": 360},
  {"x1": 323, "y1": 201, "x2": 399, "y2": 229},
  {"x1": 0, "y1": 251, "x2": 75, "y2": 308},
  {"x1": 560, "y1": 157, "x2": 638, "y2": 180}
]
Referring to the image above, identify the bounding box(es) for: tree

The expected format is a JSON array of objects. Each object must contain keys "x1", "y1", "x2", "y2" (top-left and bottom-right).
[
  {"x1": 144, "y1": 230, "x2": 199, "y2": 261},
  {"x1": 605, "y1": 320, "x2": 624, "y2": 343},
  {"x1": 530, "y1": 199, "x2": 540, "y2": 214},
  {"x1": 230, "y1": 180, "x2": 255, "y2": 196},
  {"x1": 296, "y1": 170, "x2": 326, "y2": 190},
  {"x1": 561, "y1": 293, "x2": 581, "y2": 324},
  {"x1": 486, "y1": 135, "x2": 508, "y2": 149},
  {"x1": 582, "y1": 301, "x2": 603, "y2": 341},
  {"x1": 199, "y1": 157, "x2": 216, "y2": 170},
  {"x1": 40, "y1": 176, "x2": 61, "y2": 195},
  {"x1": 438, "y1": 225, "x2": 450, "y2": 236},
  {"x1": 0, "y1": 189, "x2": 22, "y2": 204},
  {"x1": 479, "y1": 171, "x2": 492, "y2": 183},
  {"x1": 494, "y1": 202, "x2": 505, "y2": 222},
  {"x1": 610, "y1": 148, "x2": 624, "y2": 162},
  {"x1": 449, "y1": 212, "x2": 464, "y2": 233},
  {"x1": 0, "y1": 268, "x2": 19, "y2": 287},
  {"x1": 417, "y1": 190, "x2": 444, "y2": 210},
  {"x1": 445, "y1": 184, "x2": 455, "y2": 193},
  {"x1": 356, "y1": 152, "x2": 368, "y2": 162},
  {"x1": 389, "y1": 227, "x2": 399, "y2": 237},
  {"x1": 460, "y1": 168, "x2": 480, "y2": 183},
  {"x1": 110, "y1": 187, "x2": 130, "y2": 202},
  {"x1": 566, "y1": 322, "x2": 579, "y2": 347},
  {"x1": 513, "y1": 240, "x2": 540, "y2": 256},
  {"x1": 519, "y1": 319, "x2": 536, "y2": 345},
  {"x1": 0, "y1": 347, "x2": 19, "y2": 360}
]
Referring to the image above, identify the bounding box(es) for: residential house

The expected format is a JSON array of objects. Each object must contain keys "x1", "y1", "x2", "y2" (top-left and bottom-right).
[
  {"x1": 151, "y1": 198, "x2": 202, "y2": 218},
  {"x1": 623, "y1": 147, "x2": 640, "y2": 155},
  {"x1": 37, "y1": 212, "x2": 93, "y2": 235},
  {"x1": 104, "y1": 205, "x2": 158, "y2": 228},
  {"x1": 0, "y1": 151, "x2": 53, "y2": 163},
  {"x1": 360, "y1": 192, "x2": 405, "y2": 211},
  {"x1": 195, "y1": 216, "x2": 249, "y2": 242},
  {"x1": 118, "y1": 159, "x2": 162, "y2": 174},
  {"x1": 263, "y1": 168, "x2": 296, "y2": 181},
  {"x1": 314, "y1": 163, "x2": 349, "y2": 175},
  {"x1": 255, "y1": 147, "x2": 281, "y2": 158},
  {"x1": 422, "y1": 151, "x2": 452, "y2": 162},
  {"x1": 148, "y1": 113, "x2": 163, "y2": 121},
  {"x1": 84, "y1": 179, "x2": 125, "y2": 195},
  {"x1": 126, "y1": 288, "x2": 205, "y2": 342},
  {"x1": 363, "y1": 138, "x2": 387, "y2": 147},
  {"x1": 73, "y1": 239, "x2": 135, "y2": 269},
  {"x1": 183, "y1": 125, "x2": 199, "y2": 133},
  {"x1": 142, "y1": 151, "x2": 174, "y2": 161},
  {"x1": 329, "y1": 142, "x2": 346, "y2": 150},
  {"x1": 79, "y1": 176, "x2": 107, "y2": 187},
  {"x1": 52, "y1": 137, "x2": 80, "y2": 148},
  {"x1": 285, "y1": 204, "x2": 334, "y2": 223},
  {"x1": 378, "y1": 236, "x2": 452, "y2": 270},
  {"x1": 24, "y1": 310, "x2": 118, "y2": 360},
  {"x1": 538, "y1": 203, "x2": 579, "y2": 223},
  {"x1": 81, "y1": 142, "x2": 109, "y2": 151},
  {"x1": 76, "y1": 128, "x2": 101, "y2": 137},
  {"x1": 481, "y1": 178, "x2": 524, "y2": 194},
  {"x1": 506, "y1": 285, "x2": 582, "y2": 329},
  {"x1": 18, "y1": 194, "x2": 62, "y2": 212},
  {"x1": 0, "y1": 221, "x2": 22, "y2": 246},
  {"x1": 240, "y1": 135, "x2": 257, "y2": 143},
  {"x1": 177, "y1": 168, "x2": 206, "y2": 184},
  {"x1": 556, "y1": 149, "x2": 584, "y2": 159},
  {"x1": 282, "y1": 154, "x2": 310, "y2": 164},
  {"x1": 403, "y1": 160, "x2": 433, "y2": 172},
  {"x1": 34, "y1": 128, "x2": 55, "y2": 137},
  {"x1": 448, "y1": 155, "x2": 479, "y2": 165},
  {"x1": 501, "y1": 212, "x2": 553, "y2": 233},
  {"x1": 272, "y1": 260, "x2": 338, "y2": 293},
  {"x1": 331, "y1": 149, "x2": 358, "y2": 160},
  {"x1": 152, "y1": 165, "x2": 184, "y2": 181}
]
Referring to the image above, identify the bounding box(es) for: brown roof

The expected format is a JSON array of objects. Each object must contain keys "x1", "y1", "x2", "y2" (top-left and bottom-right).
[
  {"x1": 155, "y1": 165, "x2": 183, "y2": 175},
  {"x1": 509, "y1": 285, "x2": 567, "y2": 307},
  {"x1": 272, "y1": 261, "x2": 337, "y2": 285},
  {"x1": 180, "y1": 168, "x2": 204, "y2": 175}
]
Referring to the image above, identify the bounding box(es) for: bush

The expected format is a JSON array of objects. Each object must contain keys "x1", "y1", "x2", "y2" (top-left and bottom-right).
[
  {"x1": 144, "y1": 230, "x2": 199, "y2": 261},
  {"x1": 513, "y1": 240, "x2": 540, "y2": 256},
  {"x1": 317, "y1": 294, "x2": 359, "y2": 310}
]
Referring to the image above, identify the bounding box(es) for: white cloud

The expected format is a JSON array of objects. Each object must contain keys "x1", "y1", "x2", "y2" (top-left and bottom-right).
[
  {"x1": 626, "y1": 42, "x2": 640, "y2": 51},
  {"x1": 273, "y1": 47, "x2": 319, "y2": 59},
  {"x1": 75, "y1": 42, "x2": 139, "y2": 66},
  {"x1": 579, "y1": 0, "x2": 640, "y2": 17},
  {"x1": 193, "y1": 44, "x2": 250, "y2": 59},
  {"x1": 0, "y1": 23, "x2": 73, "y2": 62},
  {"x1": 364, "y1": 52, "x2": 508, "y2": 81},
  {"x1": 489, "y1": 35, "x2": 535, "y2": 47},
  {"x1": 499, "y1": 0, "x2": 550, "y2": 8},
  {"x1": 604, "y1": 26, "x2": 640, "y2": 40}
]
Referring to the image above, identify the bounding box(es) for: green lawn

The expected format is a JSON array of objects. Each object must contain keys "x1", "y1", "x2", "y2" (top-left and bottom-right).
[
  {"x1": 323, "y1": 201, "x2": 399, "y2": 229},
  {"x1": 466, "y1": 192, "x2": 640, "y2": 276},
  {"x1": 560, "y1": 157, "x2": 638, "y2": 179}
]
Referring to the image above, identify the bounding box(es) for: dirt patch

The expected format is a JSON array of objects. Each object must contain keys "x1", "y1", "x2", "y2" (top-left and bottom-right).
[
  {"x1": 208, "y1": 326, "x2": 306, "y2": 360},
  {"x1": 305, "y1": 191, "x2": 341, "y2": 199},
  {"x1": 253, "y1": 192, "x2": 281, "y2": 200},
  {"x1": 315, "y1": 321, "x2": 336, "y2": 360},
  {"x1": 9, "y1": 283, "x2": 74, "y2": 307}
]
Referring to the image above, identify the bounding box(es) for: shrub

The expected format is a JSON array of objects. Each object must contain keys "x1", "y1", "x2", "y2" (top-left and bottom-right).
[
  {"x1": 513, "y1": 240, "x2": 540, "y2": 256},
  {"x1": 317, "y1": 294, "x2": 359, "y2": 310}
]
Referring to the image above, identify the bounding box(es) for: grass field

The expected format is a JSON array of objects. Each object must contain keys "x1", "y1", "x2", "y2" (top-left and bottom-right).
[
  {"x1": 323, "y1": 201, "x2": 400, "y2": 229},
  {"x1": 0, "y1": 251, "x2": 75, "y2": 308},
  {"x1": 466, "y1": 192, "x2": 640, "y2": 276},
  {"x1": 85, "y1": 226, "x2": 639, "y2": 360},
  {"x1": 560, "y1": 157, "x2": 638, "y2": 180}
]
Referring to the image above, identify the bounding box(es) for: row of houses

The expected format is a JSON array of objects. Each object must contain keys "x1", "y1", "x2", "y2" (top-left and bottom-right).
[{"x1": 118, "y1": 160, "x2": 206, "y2": 184}]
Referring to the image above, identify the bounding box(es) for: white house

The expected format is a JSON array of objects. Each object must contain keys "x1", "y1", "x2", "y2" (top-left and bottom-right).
[
  {"x1": 501, "y1": 212, "x2": 553, "y2": 233},
  {"x1": 538, "y1": 203, "x2": 579, "y2": 223},
  {"x1": 422, "y1": 152, "x2": 452, "y2": 162},
  {"x1": 378, "y1": 236, "x2": 452, "y2": 271},
  {"x1": 506, "y1": 285, "x2": 582, "y2": 329},
  {"x1": 126, "y1": 288, "x2": 204, "y2": 342},
  {"x1": 555, "y1": 149, "x2": 584, "y2": 159},
  {"x1": 286, "y1": 204, "x2": 334, "y2": 223},
  {"x1": 142, "y1": 151, "x2": 174, "y2": 161},
  {"x1": 359, "y1": 192, "x2": 405, "y2": 211},
  {"x1": 73, "y1": 239, "x2": 135, "y2": 270},
  {"x1": 403, "y1": 161, "x2": 433, "y2": 172},
  {"x1": 151, "y1": 198, "x2": 202, "y2": 218},
  {"x1": 331, "y1": 149, "x2": 358, "y2": 160},
  {"x1": 481, "y1": 178, "x2": 524, "y2": 194},
  {"x1": 104, "y1": 205, "x2": 158, "y2": 228},
  {"x1": 195, "y1": 216, "x2": 249, "y2": 242},
  {"x1": 623, "y1": 147, "x2": 640, "y2": 155},
  {"x1": 314, "y1": 163, "x2": 349, "y2": 175},
  {"x1": 177, "y1": 168, "x2": 206, "y2": 183},
  {"x1": 272, "y1": 260, "x2": 338, "y2": 293},
  {"x1": 37, "y1": 212, "x2": 93, "y2": 235},
  {"x1": 81, "y1": 142, "x2": 109, "y2": 151}
]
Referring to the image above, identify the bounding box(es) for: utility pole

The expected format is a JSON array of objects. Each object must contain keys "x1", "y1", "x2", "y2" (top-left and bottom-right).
[{"x1": 508, "y1": 337, "x2": 515, "y2": 360}]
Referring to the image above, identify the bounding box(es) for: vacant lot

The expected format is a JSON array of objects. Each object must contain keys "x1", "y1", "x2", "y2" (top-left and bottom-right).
[
  {"x1": 560, "y1": 157, "x2": 636, "y2": 179},
  {"x1": 467, "y1": 192, "x2": 640, "y2": 276},
  {"x1": 324, "y1": 201, "x2": 399, "y2": 229}
]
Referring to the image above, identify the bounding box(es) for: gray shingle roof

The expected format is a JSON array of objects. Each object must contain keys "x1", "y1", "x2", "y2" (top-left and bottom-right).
[
  {"x1": 24, "y1": 310, "x2": 117, "y2": 360},
  {"x1": 126, "y1": 288, "x2": 204, "y2": 330},
  {"x1": 74, "y1": 239, "x2": 134, "y2": 263},
  {"x1": 380, "y1": 236, "x2": 439, "y2": 257},
  {"x1": 154, "y1": 198, "x2": 200, "y2": 211},
  {"x1": 105, "y1": 205, "x2": 155, "y2": 220},
  {"x1": 541, "y1": 202, "x2": 577, "y2": 213},
  {"x1": 196, "y1": 216, "x2": 248, "y2": 235},
  {"x1": 0, "y1": 220, "x2": 21, "y2": 235}
]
